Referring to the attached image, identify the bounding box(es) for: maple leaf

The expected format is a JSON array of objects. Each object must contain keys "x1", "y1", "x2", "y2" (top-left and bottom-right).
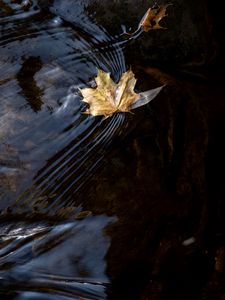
[
  {"x1": 80, "y1": 69, "x2": 163, "y2": 117},
  {"x1": 140, "y1": 4, "x2": 172, "y2": 31}
]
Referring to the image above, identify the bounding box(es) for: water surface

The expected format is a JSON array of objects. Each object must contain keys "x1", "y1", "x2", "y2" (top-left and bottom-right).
[{"x1": 0, "y1": 1, "x2": 132, "y2": 298}]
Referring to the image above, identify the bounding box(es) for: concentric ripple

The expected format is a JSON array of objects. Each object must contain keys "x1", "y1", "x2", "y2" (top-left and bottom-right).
[
  {"x1": 0, "y1": 1, "x2": 133, "y2": 298},
  {"x1": 0, "y1": 0, "x2": 128, "y2": 212}
]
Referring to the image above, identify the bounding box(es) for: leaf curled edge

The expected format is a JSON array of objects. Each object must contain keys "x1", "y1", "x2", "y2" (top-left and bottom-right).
[{"x1": 130, "y1": 85, "x2": 164, "y2": 109}]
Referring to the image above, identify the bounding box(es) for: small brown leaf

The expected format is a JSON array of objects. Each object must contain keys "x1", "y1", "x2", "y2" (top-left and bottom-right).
[
  {"x1": 140, "y1": 4, "x2": 172, "y2": 32},
  {"x1": 80, "y1": 69, "x2": 163, "y2": 117}
]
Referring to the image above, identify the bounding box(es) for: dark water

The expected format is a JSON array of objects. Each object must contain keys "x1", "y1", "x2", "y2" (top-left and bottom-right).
[
  {"x1": 0, "y1": 1, "x2": 132, "y2": 299},
  {"x1": 2, "y1": 1, "x2": 225, "y2": 300}
]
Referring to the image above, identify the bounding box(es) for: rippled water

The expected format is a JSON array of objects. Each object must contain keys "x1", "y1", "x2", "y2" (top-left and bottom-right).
[
  {"x1": 0, "y1": 0, "x2": 129, "y2": 211},
  {"x1": 0, "y1": 1, "x2": 152, "y2": 299}
]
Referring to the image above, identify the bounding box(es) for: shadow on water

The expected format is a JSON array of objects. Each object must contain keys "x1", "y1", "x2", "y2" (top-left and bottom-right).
[{"x1": 17, "y1": 56, "x2": 44, "y2": 113}]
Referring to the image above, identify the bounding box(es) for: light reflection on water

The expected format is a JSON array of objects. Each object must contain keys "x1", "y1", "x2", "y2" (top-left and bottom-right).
[
  {"x1": 0, "y1": 1, "x2": 128, "y2": 298},
  {"x1": 0, "y1": 215, "x2": 116, "y2": 299}
]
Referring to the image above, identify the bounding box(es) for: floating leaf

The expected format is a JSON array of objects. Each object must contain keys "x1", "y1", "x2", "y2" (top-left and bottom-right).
[
  {"x1": 125, "y1": 4, "x2": 171, "y2": 36},
  {"x1": 140, "y1": 4, "x2": 172, "y2": 32},
  {"x1": 80, "y1": 69, "x2": 163, "y2": 117}
]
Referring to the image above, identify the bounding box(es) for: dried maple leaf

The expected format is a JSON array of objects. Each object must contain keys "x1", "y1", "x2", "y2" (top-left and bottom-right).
[
  {"x1": 80, "y1": 69, "x2": 163, "y2": 117},
  {"x1": 140, "y1": 4, "x2": 172, "y2": 32},
  {"x1": 123, "y1": 4, "x2": 171, "y2": 37}
]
